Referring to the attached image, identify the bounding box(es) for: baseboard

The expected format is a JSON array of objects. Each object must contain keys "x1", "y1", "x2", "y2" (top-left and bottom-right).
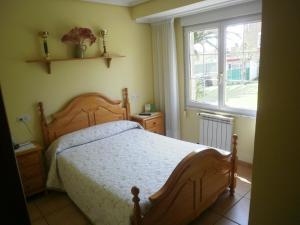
[{"x1": 238, "y1": 160, "x2": 252, "y2": 168}]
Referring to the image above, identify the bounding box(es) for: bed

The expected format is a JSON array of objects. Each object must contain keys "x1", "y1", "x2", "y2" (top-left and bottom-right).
[{"x1": 38, "y1": 88, "x2": 238, "y2": 225}]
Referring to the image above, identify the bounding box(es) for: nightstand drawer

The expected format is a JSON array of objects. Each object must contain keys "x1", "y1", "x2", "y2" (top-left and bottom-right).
[
  {"x1": 148, "y1": 127, "x2": 164, "y2": 135},
  {"x1": 23, "y1": 177, "x2": 44, "y2": 195},
  {"x1": 19, "y1": 164, "x2": 43, "y2": 180},
  {"x1": 145, "y1": 117, "x2": 162, "y2": 129},
  {"x1": 17, "y1": 152, "x2": 41, "y2": 168}
]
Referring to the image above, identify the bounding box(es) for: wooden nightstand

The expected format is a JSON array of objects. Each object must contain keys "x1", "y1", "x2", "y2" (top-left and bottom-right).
[
  {"x1": 131, "y1": 112, "x2": 165, "y2": 135},
  {"x1": 15, "y1": 143, "x2": 45, "y2": 197}
]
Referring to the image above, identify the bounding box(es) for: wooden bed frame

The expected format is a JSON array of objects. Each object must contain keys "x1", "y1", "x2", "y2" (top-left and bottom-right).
[{"x1": 38, "y1": 88, "x2": 238, "y2": 225}]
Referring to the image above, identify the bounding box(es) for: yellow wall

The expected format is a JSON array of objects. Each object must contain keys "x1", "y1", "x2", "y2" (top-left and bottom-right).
[
  {"x1": 249, "y1": 0, "x2": 300, "y2": 224},
  {"x1": 174, "y1": 19, "x2": 256, "y2": 163},
  {"x1": 0, "y1": 0, "x2": 153, "y2": 144},
  {"x1": 131, "y1": 0, "x2": 201, "y2": 19}
]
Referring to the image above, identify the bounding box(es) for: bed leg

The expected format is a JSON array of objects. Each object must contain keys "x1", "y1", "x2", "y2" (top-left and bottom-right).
[
  {"x1": 131, "y1": 186, "x2": 142, "y2": 225},
  {"x1": 230, "y1": 134, "x2": 238, "y2": 196}
]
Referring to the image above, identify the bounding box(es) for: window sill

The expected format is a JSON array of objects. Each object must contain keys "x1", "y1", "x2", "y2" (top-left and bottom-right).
[{"x1": 184, "y1": 106, "x2": 257, "y2": 118}]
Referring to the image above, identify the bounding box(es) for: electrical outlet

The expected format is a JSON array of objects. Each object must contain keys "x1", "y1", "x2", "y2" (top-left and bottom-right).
[{"x1": 17, "y1": 115, "x2": 31, "y2": 122}]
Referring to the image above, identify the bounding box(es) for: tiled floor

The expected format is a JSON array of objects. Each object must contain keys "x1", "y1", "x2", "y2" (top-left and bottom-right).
[{"x1": 27, "y1": 164, "x2": 251, "y2": 225}]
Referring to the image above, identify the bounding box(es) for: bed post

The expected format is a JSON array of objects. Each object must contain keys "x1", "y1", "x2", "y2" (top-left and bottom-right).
[
  {"x1": 38, "y1": 102, "x2": 49, "y2": 147},
  {"x1": 131, "y1": 186, "x2": 142, "y2": 225},
  {"x1": 123, "y1": 88, "x2": 131, "y2": 120},
  {"x1": 230, "y1": 134, "x2": 238, "y2": 196}
]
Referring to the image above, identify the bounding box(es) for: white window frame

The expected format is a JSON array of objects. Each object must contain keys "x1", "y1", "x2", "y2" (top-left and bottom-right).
[{"x1": 184, "y1": 14, "x2": 261, "y2": 117}]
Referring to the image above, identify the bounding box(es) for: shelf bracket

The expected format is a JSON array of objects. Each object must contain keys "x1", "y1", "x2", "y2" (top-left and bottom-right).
[
  {"x1": 46, "y1": 61, "x2": 51, "y2": 74},
  {"x1": 105, "y1": 57, "x2": 112, "y2": 68}
]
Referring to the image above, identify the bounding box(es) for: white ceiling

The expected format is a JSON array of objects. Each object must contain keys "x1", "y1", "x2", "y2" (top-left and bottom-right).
[{"x1": 83, "y1": 0, "x2": 151, "y2": 7}]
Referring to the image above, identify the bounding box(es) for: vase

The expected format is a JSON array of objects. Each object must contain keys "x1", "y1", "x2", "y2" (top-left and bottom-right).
[{"x1": 74, "y1": 44, "x2": 87, "y2": 58}]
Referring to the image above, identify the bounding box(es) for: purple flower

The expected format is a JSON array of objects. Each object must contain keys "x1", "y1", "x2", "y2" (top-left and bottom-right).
[{"x1": 61, "y1": 27, "x2": 96, "y2": 46}]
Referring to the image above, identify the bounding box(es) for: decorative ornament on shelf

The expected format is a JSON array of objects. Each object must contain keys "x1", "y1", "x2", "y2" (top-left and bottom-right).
[
  {"x1": 61, "y1": 27, "x2": 96, "y2": 58},
  {"x1": 39, "y1": 31, "x2": 50, "y2": 59},
  {"x1": 99, "y1": 29, "x2": 113, "y2": 67},
  {"x1": 99, "y1": 29, "x2": 108, "y2": 57}
]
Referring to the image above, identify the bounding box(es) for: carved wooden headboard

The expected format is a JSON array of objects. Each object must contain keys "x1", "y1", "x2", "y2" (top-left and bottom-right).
[{"x1": 38, "y1": 88, "x2": 131, "y2": 147}]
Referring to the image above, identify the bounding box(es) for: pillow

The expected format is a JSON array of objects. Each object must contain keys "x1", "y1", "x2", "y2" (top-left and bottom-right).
[{"x1": 47, "y1": 120, "x2": 143, "y2": 154}]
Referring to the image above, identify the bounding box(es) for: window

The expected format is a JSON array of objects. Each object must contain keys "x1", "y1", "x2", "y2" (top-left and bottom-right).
[{"x1": 185, "y1": 16, "x2": 261, "y2": 116}]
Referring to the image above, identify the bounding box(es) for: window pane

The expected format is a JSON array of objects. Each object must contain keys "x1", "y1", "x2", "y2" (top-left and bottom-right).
[
  {"x1": 245, "y1": 52, "x2": 260, "y2": 80},
  {"x1": 225, "y1": 80, "x2": 258, "y2": 110},
  {"x1": 190, "y1": 77, "x2": 218, "y2": 105},
  {"x1": 244, "y1": 22, "x2": 262, "y2": 52},
  {"x1": 225, "y1": 21, "x2": 261, "y2": 111},
  {"x1": 189, "y1": 28, "x2": 218, "y2": 106},
  {"x1": 190, "y1": 55, "x2": 204, "y2": 78},
  {"x1": 226, "y1": 24, "x2": 244, "y2": 53},
  {"x1": 190, "y1": 28, "x2": 218, "y2": 55},
  {"x1": 226, "y1": 53, "x2": 243, "y2": 81},
  {"x1": 204, "y1": 54, "x2": 218, "y2": 74}
]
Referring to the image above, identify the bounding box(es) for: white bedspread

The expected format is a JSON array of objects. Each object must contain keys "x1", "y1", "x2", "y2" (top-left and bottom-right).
[{"x1": 45, "y1": 121, "x2": 228, "y2": 225}]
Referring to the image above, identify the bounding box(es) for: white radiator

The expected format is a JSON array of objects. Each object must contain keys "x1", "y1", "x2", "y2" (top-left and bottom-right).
[{"x1": 199, "y1": 113, "x2": 234, "y2": 152}]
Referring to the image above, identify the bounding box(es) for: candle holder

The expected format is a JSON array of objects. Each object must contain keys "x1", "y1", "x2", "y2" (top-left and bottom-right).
[
  {"x1": 39, "y1": 31, "x2": 50, "y2": 59},
  {"x1": 99, "y1": 29, "x2": 109, "y2": 57}
]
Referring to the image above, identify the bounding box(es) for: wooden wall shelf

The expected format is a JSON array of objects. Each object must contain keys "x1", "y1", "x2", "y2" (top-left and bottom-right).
[{"x1": 26, "y1": 54, "x2": 125, "y2": 74}]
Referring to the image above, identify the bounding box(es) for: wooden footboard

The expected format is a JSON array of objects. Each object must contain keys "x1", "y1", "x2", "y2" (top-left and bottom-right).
[{"x1": 131, "y1": 135, "x2": 238, "y2": 225}]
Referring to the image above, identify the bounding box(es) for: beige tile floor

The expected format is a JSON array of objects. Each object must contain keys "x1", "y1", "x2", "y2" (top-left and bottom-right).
[{"x1": 27, "y1": 164, "x2": 252, "y2": 225}]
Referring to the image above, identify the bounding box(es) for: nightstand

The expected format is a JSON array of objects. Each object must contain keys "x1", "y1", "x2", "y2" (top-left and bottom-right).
[
  {"x1": 15, "y1": 143, "x2": 45, "y2": 197},
  {"x1": 131, "y1": 112, "x2": 165, "y2": 135}
]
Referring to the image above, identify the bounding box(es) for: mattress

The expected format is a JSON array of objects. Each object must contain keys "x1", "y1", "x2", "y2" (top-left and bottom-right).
[{"x1": 45, "y1": 120, "x2": 228, "y2": 225}]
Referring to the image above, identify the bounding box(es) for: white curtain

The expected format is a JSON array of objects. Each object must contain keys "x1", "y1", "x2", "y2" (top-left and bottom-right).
[{"x1": 151, "y1": 19, "x2": 180, "y2": 139}]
